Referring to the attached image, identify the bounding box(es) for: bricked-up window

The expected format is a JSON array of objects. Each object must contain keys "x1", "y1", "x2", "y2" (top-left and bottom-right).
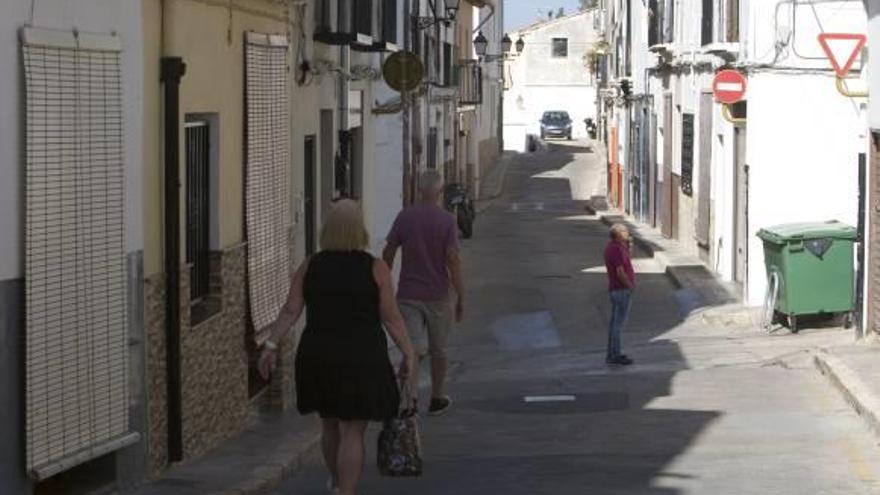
[
  {"x1": 244, "y1": 33, "x2": 292, "y2": 338},
  {"x1": 552, "y1": 38, "x2": 569, "y2": 58},
  {"x1": 23, "y1": 27, "x2": 138, "y2": 479},
  {"x1": 726, "y1": 0, "x2": 740, "y2": 42}
]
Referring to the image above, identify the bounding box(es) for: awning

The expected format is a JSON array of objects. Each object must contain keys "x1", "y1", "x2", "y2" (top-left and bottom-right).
[{"x1": 466, "y1": 0, "x2": 495, "y2": 8}]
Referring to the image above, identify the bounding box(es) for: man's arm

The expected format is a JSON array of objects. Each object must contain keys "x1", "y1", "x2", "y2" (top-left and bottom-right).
[
  {"x1": 616, "y1": 265, "x2": 633, "y2": 290},
  {"x1": 447, "y1": 246, "x2": 465, "y2": 322}
]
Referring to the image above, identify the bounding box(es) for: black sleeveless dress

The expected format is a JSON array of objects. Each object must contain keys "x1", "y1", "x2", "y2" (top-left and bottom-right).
[{"x1": 295, "y1": 251, "x2": 400, "y2": 421}]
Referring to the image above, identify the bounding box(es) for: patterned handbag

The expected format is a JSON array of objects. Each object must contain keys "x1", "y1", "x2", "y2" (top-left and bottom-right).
[{"x1": 377, "y1": 382, "x2": 422, "y2": 477}]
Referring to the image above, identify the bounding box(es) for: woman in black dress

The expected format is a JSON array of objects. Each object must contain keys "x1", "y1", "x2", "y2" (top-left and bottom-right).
[{"x1": 259, "y1": 200, "x2": 416, "y2": 495}]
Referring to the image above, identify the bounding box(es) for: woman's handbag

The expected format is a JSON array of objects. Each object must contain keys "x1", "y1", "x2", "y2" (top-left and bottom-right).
[{"x1": 377, "y1": 382, "x2": 422, "y2": 477}]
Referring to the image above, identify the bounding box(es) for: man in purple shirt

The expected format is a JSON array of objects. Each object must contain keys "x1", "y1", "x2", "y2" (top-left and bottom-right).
[
  {"x1": 383, "y1": 170, "x2": 465, "y2": 416},
  {"x1": 604, "y1": 224, "x2": 636, "y2": 366}
]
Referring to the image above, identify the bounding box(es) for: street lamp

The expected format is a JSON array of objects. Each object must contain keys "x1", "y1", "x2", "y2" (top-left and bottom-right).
[
  {"x1": 473, "y1": 31, "x2": 489, "y2": 57},
  {"x1": 444, "y1": 0, "x2": 460, "y2": 20},
  {"x1": 417, "y1": 0, "x2": 461, "y2": 29},
  {"x1": 473, "y1": 32, "x2": 524, "y2": 62},
  {"x1": 501, "y1": 34, "x2": 513, "y2": 54}
]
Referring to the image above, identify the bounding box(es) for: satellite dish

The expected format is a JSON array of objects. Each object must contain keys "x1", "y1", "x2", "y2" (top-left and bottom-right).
[{"x1": 382, "y1": 51, "x2": 425, "y2": 93}]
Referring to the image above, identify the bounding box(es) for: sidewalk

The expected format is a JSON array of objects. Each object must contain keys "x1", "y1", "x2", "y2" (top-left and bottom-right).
[
  {"x1": 815, "y1": 339, "x2": 880, "y2": 443},
  {"x1": 595, "y1": 209, "x2": 745, "y2": 322},
  {"x1": 476, "y1": 151, "x2": 517, "y2": 213},
  {"x1": 130, "y1": 409, "x2": 320, "y2": 495},
  {"x1": 593, "y1": 199, "x2": 880, "y2": 452}
]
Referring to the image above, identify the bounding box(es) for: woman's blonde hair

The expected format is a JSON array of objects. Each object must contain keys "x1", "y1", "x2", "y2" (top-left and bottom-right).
[{"x1": 320, "y1": 199, "x2": 370, "y2": 252}]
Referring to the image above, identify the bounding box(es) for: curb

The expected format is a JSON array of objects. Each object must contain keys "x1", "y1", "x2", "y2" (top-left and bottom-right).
[
  {"x1": 814, "y1": 350, "x2": 880, "y2": 440},
  {"x1": 476, "y1": 153, "x2": 515, "y2": 214},
  {"x1": 222, "y1": 432, "x2": 322, "y2": 495}
]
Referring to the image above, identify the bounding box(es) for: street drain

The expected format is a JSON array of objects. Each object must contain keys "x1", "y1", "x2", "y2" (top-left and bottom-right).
[{"x1": 537, "y1": 274, "x2": 572, "y2": 280}]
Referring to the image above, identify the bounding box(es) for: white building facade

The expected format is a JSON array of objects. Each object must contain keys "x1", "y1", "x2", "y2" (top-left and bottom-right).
[
  {"x1": 599, "y1": 0, "x2": 869, "y2": 309},
  {"x1": 504, "y1": 10, "x2": 601, "y2": 153}
]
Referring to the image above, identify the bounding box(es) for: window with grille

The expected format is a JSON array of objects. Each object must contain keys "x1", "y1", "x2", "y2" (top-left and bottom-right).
[
  {"x1": 442, "y1": 42, "x2": 453, "y2": 87},
  {"x1": 459, "y1": 59, "x2": 483, "y2": 105},
  {"x1": 428, "y1": 128, "x2": 438, "y2": 170},
  {"x1": 185, "y1": 121, "x2": 210, "y2": 303},
  {"x1": 245, "y1": 32, "x2": 292, "y2": 337},
  {"x1": 22, "y1": 27, "x2": 137, "y2": 480},
  {"x1": 552, "y1": 38, "x2": 569, "y2": 58}
]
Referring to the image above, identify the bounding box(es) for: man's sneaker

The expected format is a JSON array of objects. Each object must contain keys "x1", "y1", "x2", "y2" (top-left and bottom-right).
[{"x1": 428, "y1": 396, "x2": 452, "y2": 416}]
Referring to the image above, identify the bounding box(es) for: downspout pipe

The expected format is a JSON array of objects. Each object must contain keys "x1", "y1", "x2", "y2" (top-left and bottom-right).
[{"x1": 160, "y1": 56, "x2": 186, "y2": 464}]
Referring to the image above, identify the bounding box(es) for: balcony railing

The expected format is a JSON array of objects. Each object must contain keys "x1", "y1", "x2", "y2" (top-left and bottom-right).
[{"x1": 458, "y1": 60, "x2": 482, "y2": 105}]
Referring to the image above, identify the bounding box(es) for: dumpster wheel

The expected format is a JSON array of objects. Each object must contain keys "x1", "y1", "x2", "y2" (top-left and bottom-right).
[{"x1": 762, "y1": 271, "x2": 780, "y2": 332}]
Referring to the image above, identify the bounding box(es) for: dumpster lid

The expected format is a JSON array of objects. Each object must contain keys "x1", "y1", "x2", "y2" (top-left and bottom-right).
[{"x1": 757, "y1": 221, "x2": 857, "y2": 244}]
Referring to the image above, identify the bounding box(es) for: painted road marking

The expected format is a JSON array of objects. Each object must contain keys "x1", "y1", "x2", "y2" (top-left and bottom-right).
[{"x1": 524, "y1": 395, "x2": 577, "y2": 403}]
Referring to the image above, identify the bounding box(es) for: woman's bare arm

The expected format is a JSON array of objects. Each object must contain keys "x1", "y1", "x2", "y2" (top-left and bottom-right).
[{"x1": 267, "y1": 259, "x2": 309, "y2": 344}]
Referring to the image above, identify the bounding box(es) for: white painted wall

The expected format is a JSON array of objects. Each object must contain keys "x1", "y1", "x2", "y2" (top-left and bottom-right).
[
  {"x1": 745, "y1": 72, "x2": 866, "y2": 305},
  {"x1": 368, "y1": 87, "x2": 404, "y2": 255},
  {"x1": 0, "y1": 0, "x2": 144, "y2": 281},
  {"x1": 868, "y1": 2, "x2": 880, "y2": 130}
]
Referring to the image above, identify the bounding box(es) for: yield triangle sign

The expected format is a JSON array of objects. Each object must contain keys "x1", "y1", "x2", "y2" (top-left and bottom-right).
[{"x1": 818, "y1": 33, "x2": 866, "y2": 78}]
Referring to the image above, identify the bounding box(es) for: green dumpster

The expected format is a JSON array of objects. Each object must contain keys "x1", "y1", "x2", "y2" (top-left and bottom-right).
[{"x1": 756, "y1": 221, "x2": 856, "y2": 332}]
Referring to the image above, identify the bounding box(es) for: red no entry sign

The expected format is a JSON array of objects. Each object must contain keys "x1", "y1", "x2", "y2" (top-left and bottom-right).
[{"x1": 713, "y1": 69, "x2": 747, "y2": 105}]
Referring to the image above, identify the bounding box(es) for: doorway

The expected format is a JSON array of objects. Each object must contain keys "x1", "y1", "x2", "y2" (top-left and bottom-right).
[
  {"x1": 733, "y1": 126, "x2": 748, "y2": 288},
  {"x1": 320, "y1": 110, "x2": 334, "y2": 219},
  {"x1": 661, "y1": 94, "x2": 674, "y2": 238}
]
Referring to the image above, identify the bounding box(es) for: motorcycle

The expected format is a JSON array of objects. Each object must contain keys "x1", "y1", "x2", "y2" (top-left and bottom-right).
[{"x1": 443, "y1": 183, "x2": 475, "y2": 239}]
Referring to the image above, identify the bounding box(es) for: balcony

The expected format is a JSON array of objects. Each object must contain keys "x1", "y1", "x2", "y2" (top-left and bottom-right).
[{"x1": 458, "y1": 60, "x2": 482, "y2": 106}]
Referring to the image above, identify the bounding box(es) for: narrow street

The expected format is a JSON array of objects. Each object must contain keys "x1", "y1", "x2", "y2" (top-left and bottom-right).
[{"x1": 273, "y1": 141, "x2": 880, "y2": 494}]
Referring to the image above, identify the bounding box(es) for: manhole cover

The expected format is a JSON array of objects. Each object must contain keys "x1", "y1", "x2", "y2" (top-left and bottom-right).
[{"x1": 470, "y1": 392, "x2": 630, "y2": 415}]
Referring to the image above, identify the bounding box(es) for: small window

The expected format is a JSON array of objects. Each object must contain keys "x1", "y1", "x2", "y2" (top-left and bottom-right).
[
  {"x1": 185, "y1": 117, "x2": 221, "y2": 324},
  {"x1": 552, "y1": 38, "x2": 568, "y2": 58}
]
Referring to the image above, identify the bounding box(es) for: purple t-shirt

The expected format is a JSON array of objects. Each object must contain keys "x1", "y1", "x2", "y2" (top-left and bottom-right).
[
  {"x1": 387, "y1": 203, "x2": 459, "y2": 301},
  {"x1": 605, "y1": 241, "x2": 635, "y2": 291}
]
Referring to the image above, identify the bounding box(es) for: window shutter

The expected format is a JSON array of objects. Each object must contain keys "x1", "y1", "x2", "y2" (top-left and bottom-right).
[
  {"x1": 22, "y1": 27, "x2": 137, "y2": 480},
  {"x1": 244, "y1": 33, "x2": 292, "y2": 337}
]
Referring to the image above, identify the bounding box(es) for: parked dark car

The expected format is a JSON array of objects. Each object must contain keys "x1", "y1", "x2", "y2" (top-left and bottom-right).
[{"x1": 540, "y1": 111, "x2": 573, "y2": 140}]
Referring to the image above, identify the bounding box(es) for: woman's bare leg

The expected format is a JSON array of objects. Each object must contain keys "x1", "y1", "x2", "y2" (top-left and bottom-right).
[
  {"x1": 337, "y1": 420, "x2": 368, "y2": 495},
  {"x1": 321, "y1": 418, "x2": 341, "y2": 489}
]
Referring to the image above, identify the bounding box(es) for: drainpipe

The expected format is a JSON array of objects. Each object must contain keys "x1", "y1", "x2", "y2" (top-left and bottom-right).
[
  {"x1": 402, "y1": 0, "x2": 411, "y2": 204},
  {"x1": 338, "y1": 43, "x2": 350, "y2": 197},
  {"x1": 160, "y1": 56, "x2": 186, "y2": 463}
]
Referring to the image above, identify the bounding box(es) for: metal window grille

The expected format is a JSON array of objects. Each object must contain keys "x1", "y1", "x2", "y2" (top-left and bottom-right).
[
  {"x1": 22, "y1": 27, "x2": 137, "y2": 480},
  {"x1": 185, "y1": 122, "x2": 210, "y2": 302},
  {"x1": 459, "y1": 60, "x2": 483, "y2": 105},
  {"x1": 245, "y1": 32, "x2": 292, "y2": 336}
]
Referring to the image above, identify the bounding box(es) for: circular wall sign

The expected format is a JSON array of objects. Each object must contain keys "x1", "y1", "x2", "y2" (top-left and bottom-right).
[
  {"x1": 712, "y1": 69, "x2": 747, "y2": 105},
  {"x1": 383, "y1": 51, "x2": 425, "y2": 93}
]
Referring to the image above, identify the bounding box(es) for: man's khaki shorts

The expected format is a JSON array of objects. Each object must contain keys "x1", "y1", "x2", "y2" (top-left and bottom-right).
[{"x1": 399, "y1": 299, "x2": 453, "y2": 359}]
